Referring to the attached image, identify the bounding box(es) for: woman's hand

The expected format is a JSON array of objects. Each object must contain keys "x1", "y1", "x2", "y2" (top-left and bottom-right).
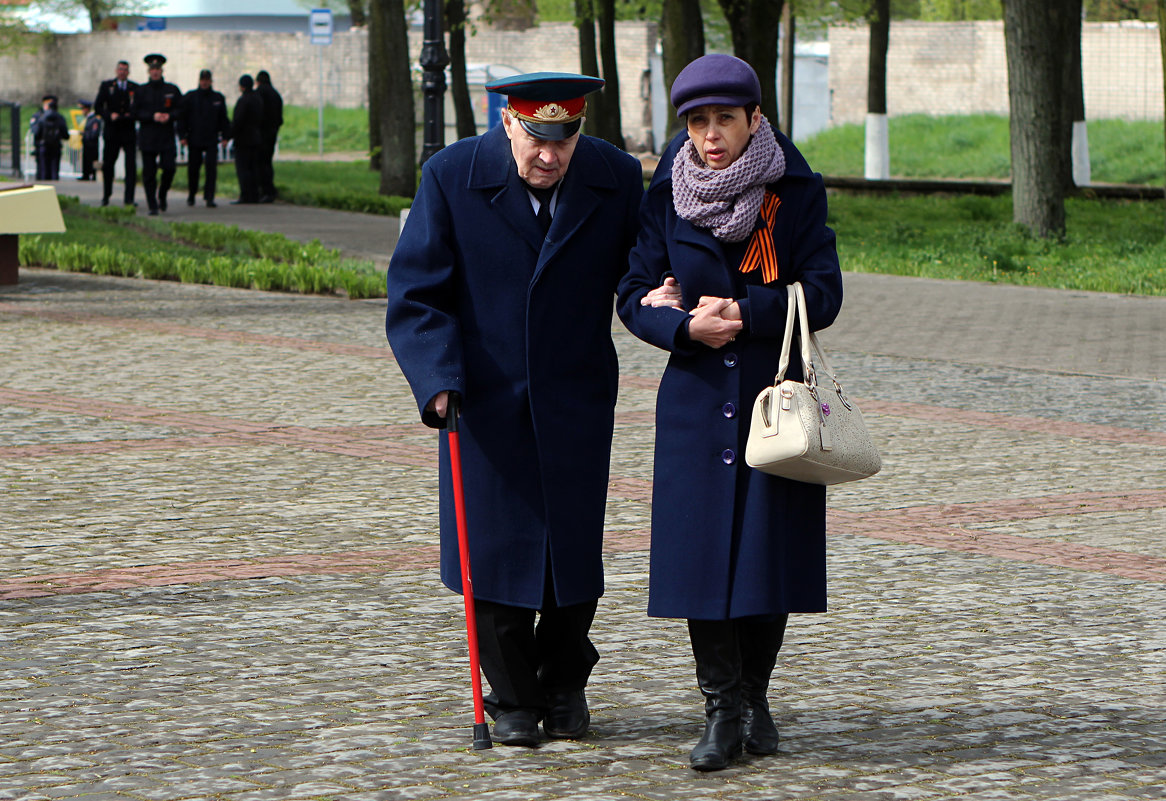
[
  {"x1": 693, "y1": 296, "x2": 742, "y2": 320},
  {"x1": 687, "y1": 298, "x2": 743, "y2": 348},
  {"x1": 641, "y1": 276, "x2": 684, "y2": 309}
]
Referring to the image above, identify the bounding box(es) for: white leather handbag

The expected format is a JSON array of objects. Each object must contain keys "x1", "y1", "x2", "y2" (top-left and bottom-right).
[{"x1": 745, "y1": 282, "x2": 881, "y2": 485}]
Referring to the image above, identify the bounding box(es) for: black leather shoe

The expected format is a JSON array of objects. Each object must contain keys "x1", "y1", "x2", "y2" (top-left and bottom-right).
[
  {"x1": 690, "y1": 712, "x2": 743, "y2": 771},
  {"x1": 147, "y1": 208, "x2": 158, "y2": 216},
  {"x1": 206, "y1": 200, "x2": 217, "y2": 208},
  {"x1": 186, "y1": 196, "x2": 195, "y2": 206},
  {"x1": 741, "y1": 699, "x2": 779, "y2": 755},
  {"x1": 100, "y1": 197, "x2": 109, "y2": 207},
  {"x1": 492, "y1": 710, "x2": 540, "y2": 747},
  {"x1": 544, "y1": 689, "x2": 589, "y2": 739},
  {"x1": 159, "y1": 196, "x2": 168, "y2": 212}
]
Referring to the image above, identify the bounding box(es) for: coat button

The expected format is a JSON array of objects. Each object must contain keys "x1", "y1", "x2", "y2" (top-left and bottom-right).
[
  {"x1": 723, "y1": 353, "x2": 738, "y2": 367},
  {"x1": 721, "y1": 448, "x2": 736, "y2": 465},
  {"x1": 722, "y1": 402, "x2": 736, "y2": 418}
]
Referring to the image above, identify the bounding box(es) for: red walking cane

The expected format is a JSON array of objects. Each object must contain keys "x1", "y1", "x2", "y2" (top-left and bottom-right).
[{"x1": 445, "y1": 394, "x2": 492, "y2": 750}]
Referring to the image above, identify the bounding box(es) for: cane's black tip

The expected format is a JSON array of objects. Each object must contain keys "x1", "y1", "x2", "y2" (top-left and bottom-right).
[{"x1": 472, "y1": 722, "x2": 492, "y2": 749}]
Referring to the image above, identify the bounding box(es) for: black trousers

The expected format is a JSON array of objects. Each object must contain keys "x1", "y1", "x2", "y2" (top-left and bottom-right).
[
  {"x1": 81, "y1": 140, "x2": 99, "y2": 179},
  {"x1": 35, "y1": 145, "x2": 61, "y2": 181},
  {"x1": 234, "y1": 144, "x2": 261, "y2": 203},
  {"x1": 187, "y1": 146, "x2": 219, "y2": 201},
  {"x1": 474, "y1": 573, "x2": 599, "y2": 719},
  {"x1": 140, "y1": 149, "x2": 176, "y2": 211},
  {"x1": 258, "y1": 136, "x2": 277, "y2": 198},
  {"x1": 102, "y1": 132, "x2": 136, "y2": 203}
]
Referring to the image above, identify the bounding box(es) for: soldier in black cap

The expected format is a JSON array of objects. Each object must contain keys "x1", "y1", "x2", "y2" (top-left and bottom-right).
[
  {"x1": 255, "y1": 70, "x2": 283, "y2": 202},
  {"x1": 178, "y1": 69, "x2": 231, "y2": 207},
  {"x1": 386, "y1": 72, "x2": 644, "y2": 747},
  {"x1": 131, "y1": 53, "x2": 182, "y2": 215},
  {"x1": 230, "y1": 74, "x2": 264, "y2": 204},
  {"x1": 78, "y1": 100, "x2": 102, "y2": 181},
  {"x1": 94, "y1": 60, "x2": 138, "y2": 205},
  {"x1": 30, "y1": 95, "x2": 69, "y2": 181}
]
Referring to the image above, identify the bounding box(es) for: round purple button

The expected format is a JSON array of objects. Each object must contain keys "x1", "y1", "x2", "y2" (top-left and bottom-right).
[{"x1": 721, "y1": 448, "x2": 736, "y2": 465}]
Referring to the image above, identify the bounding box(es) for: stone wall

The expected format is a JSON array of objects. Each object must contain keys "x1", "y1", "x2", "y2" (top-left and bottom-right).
[
  {"x1": 828, "y1": 20, "x2": 1164, "y2": 125},
  {"x1": 0, "y1": 22, "x2": 658, "y2": 150}
]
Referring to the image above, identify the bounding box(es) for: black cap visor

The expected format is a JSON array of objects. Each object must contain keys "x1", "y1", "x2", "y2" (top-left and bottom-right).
[{"x1": 519, "y1": 118, "x2": 582, "y2": 142}]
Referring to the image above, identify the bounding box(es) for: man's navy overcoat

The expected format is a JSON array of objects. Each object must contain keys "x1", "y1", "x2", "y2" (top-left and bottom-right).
[
  {"x1": 386, "y1": 124, "x2": 643, "y2": 609},
  {"x1": 616, "y1": 127, "x2": 843, "y2": 620}
]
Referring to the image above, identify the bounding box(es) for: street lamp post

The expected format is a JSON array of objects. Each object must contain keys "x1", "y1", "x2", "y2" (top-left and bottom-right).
[{"x1": 420, "y1": 0, "x2": 450, "y2": 163}]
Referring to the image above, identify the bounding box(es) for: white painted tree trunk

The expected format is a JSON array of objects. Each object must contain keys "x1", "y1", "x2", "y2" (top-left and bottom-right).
[
  {"x1": 1072, "y1": 120, "x2": 1091, "y2": 186},
  {"x1": 864, "y1": 112, "x2": 890, "y2": 180}
]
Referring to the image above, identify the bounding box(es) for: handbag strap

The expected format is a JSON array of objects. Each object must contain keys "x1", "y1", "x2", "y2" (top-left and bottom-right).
[
  {"x1": 775, "y1": 282, "x2": 815, "y2": 385},
  {"x1": 774, "y1": 282, "x2": 844, "y2": 397}
]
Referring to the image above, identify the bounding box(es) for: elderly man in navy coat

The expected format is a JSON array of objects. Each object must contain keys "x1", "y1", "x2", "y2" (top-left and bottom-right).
[{"x1": 386, "y1": 73, "x2": 642, "y2": 747}]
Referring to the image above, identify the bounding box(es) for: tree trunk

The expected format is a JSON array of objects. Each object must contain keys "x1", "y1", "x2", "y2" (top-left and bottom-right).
[
  {"x1": 865, "y1": 0, "x2": 890, "y2": 179},
  {"x1": 447, "y1": 0, "x2": 477, "y2": 140},
  {"x1": 347, "y1": 0, "x2": 367, "y2": 27},
  {"x1": 595, "y1": 0, "x2": 625, "y2": 148},
  {"x1": 1003, "y1": 0, "x2": 1070, "y2": 239},
  {"x1": 1065, "y1": 0, "x2": 1089, "y2": 188},
  {"x1": 83, "y1": 1, "x2": 105, "y2": 32},
  {"x1": 575, "y1": 1, "x2": 608, "y2": 138},
  {"x1": 661, "y1": 0, "x2": 704, "y2": 138},
  {"x1": 780, "y1": 2, "x2": 794, "y2": 138},
  {"x1": 377, "y1": 0, "x2": 417, "y2": 196},
  {"x1": 368, "y1": 0, "x2": 386, "y2": 171},
  {"x1": 1157, "y1": 0, "x2": 1166, "y2": 227},
  {"x1": 867, "y1": 0, "x2": 889, "y2": 116},
  {"x1": 717, "y1": 0, "x2": 784, "y2": 128}
]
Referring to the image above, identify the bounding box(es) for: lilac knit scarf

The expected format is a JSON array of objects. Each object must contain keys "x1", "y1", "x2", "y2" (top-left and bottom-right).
[{"x1": 671, "y1": 118, "x2": 786, "y2": 242}]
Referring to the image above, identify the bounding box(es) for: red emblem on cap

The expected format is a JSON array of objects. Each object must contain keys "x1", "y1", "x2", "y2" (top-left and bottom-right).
[{"x1": 507, "y1": 95, "x2": 586, "y2": 124}]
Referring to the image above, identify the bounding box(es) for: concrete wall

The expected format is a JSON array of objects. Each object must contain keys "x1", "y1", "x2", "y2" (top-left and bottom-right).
[
  {"x1": 0, "y1": 21, "x2": 658, "y2": 150},
  {"x1": 828, "y1": 20, "x2": 1164, "y2": 125}
]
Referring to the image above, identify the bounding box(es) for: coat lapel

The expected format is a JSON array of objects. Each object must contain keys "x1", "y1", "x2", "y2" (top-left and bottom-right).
[
  {"x1": 468, "y1": 126, "x2": 544, "y2": 255},
  {"x1": 672, "y1": 215, "x2": 736, "y2": 300},
  {"x1": 534, "y1": 137, "x2": 616, "y2": 281}
]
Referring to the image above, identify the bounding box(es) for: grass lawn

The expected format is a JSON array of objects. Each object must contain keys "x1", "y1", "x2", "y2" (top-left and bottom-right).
[
  {"x1": 829, "y1": 193, "x2": 1165, "y2": 295},
  {"x1": 171, "y1": 159, "x2": 410, "y2": 215},
  {"x1": 798, "y1": 114, "x2": 1164, "y2": 185}
]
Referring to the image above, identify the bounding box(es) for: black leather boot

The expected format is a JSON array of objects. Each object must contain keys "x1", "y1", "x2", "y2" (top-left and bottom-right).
[
  {"x1": 737, "y1": 615, "x2": 788, "y2": 755},
  {"x1": 688, "y1": 619, "x2": 743, "y2": 771}
]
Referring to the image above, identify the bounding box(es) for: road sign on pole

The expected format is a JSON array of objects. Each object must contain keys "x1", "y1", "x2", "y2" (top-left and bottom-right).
[
  {"x1": 309, "y1": 9, "x2": 332, "y2": 155},
  {"x1": 309, "y1": 9, "x2": 333, "y2": 45}
]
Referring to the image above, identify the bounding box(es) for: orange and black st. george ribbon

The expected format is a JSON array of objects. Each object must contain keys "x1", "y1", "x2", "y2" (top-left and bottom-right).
[{"x1": 738, "y1": 192, "x2": 781, "y2": 284}]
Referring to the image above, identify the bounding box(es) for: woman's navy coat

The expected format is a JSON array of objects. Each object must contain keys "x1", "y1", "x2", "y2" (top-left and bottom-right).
[
  {"x1": 386, "y1": 124, "x2": 643, "y2": 610},
  {"x1": 616, "y1": 127, "x2": 843, "y2": 620}
]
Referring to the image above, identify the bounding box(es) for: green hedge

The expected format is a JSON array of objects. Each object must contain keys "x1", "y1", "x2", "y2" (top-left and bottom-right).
[{"x1": 19, "y1": 199, "x2": 387, "y2": 300}]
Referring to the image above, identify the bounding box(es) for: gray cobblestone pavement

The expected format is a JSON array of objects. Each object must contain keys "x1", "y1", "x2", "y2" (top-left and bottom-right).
[{"x1": 1, "y1": 191, "x2": 1165, "y2": 800}]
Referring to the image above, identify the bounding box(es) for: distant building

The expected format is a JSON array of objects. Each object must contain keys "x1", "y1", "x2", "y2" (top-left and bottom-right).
[
  {"x1": 128, "y1": 1, "x2": 353, "y2": 34},
  {"x1": 18, "y1": 0, "x2": 353, "y2": 34}
]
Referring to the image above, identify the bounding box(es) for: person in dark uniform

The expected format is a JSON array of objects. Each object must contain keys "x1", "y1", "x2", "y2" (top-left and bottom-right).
[
  {"x1": 178, "y1": 69, "x2": 231, "y2": 208},
  {"x1": 94, "y1": 60, "x2": 138, "y2": 206},
  {"x1": 231, "y1": 74, "x2": 264, "y2": 205},
  {"x1": 617, "y1": 54, "x2": 844, "y2": 771},
  {"x1": 255, "y1": 70, "x2": 283, "y2": 202},
  {"x1": 132, "y1": 53, "x2": 181, "y2": 215},
  {"x1": 31, "y1": 95, "x2": 69, "y2": 181},
  {"x1": 78, "y1": 100, "x2": 102, "y2": 181},
  {"x1": 386, "y1": 73, "x2": 643, "y2": 747}
]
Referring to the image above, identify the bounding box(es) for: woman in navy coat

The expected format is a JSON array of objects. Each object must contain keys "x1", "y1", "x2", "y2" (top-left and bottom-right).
[
  {"x1": 617, "y1": 55, "x2": 843, "y2": 770},
  {"x1": 386, "y1": 73, "x2": 643, "y2": 746}
]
